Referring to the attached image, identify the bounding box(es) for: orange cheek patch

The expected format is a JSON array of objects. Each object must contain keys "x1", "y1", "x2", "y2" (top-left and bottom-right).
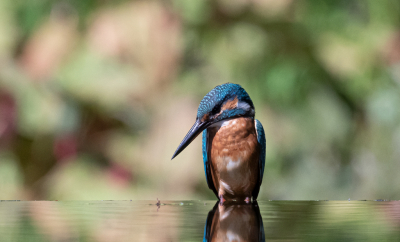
[
  {"x1": 201, "y1": 113, "x2": 209, "y2": 122},
  {"x1": 221, "y1": 97, "x2": 238, "y2": 111}
]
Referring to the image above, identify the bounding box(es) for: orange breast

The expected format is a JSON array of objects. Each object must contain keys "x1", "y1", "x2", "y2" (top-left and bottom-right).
[{"x1": 208, "y1": 117, "x2": 259, "y2": 199}]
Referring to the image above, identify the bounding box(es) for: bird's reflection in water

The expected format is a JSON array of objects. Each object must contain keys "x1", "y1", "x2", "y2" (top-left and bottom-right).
[{"x1": 203, "y1": 201, "x2": 265, "y2": 242}]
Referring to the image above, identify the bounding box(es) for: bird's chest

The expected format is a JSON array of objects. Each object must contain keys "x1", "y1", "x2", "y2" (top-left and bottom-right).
[{"x1": 207, "y1": 117, "x2": 259, "y2": 197}]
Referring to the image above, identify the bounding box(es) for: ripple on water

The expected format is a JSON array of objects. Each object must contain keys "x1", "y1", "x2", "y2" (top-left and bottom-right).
[{"x1": 0, "y1": 200, "x2": 399, "y2": 241}]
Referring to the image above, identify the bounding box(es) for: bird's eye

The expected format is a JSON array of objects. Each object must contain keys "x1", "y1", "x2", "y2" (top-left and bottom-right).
[{"x1": 212, "y1": 105, "x2": 221, "y2": 114}]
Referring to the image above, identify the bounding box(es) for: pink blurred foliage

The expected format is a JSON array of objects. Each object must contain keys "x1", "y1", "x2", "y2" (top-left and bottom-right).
[
  {"x1": 383, "y1": 32, "x2": 400, "y2": 66},
  {"x1": 53, "y1": 135, "x2": 77, "y2": 163},
  {"x1": 106, "y1": 163, "x2": 133, "y2": 187},
  {"x1": 0, "y1": 91, "x2": 17, "y2": 149},
  {"x1": 19, "y1": 12, "x2": 78, "y2": 81},
  {"x1": 3, "y1": 0, "x2": 186, "y2": 199},
  {"x1": 87, "y1": 1, "x2": 182, "y2": 91}
]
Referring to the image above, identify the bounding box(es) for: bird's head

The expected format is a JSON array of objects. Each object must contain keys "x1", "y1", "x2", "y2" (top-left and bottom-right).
[{"x1": 172, "y1": 83, "x2": 255, "y2": 159}]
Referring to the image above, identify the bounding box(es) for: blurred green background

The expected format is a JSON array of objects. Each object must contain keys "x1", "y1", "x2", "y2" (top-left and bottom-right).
[{"x1": 0, "y1": 0, "x2": 400, "y2": 200}]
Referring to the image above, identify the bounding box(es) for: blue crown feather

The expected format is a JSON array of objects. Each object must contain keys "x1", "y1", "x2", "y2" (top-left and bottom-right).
[{"x1": 197, "y1": 83, "x2": 254, "y2": 119}]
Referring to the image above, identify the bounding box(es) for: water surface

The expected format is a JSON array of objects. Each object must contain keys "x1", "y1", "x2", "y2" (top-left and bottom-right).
[{"x1": 1, "y1": 200, "x2": 400, "y2": 241}]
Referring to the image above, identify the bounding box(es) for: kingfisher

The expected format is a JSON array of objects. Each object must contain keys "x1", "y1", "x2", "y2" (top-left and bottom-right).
[{"x1": 172, "y1": 83, "x2": 266, "y2": 203}]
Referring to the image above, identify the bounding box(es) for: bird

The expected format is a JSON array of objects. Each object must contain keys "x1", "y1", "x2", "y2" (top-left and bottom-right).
[
  {"x1": 203, "y1": 201, "x2": 265, "y2": 242},
  {"x1": 172, "y1": 83, "x2": 266, "y2": 203}
]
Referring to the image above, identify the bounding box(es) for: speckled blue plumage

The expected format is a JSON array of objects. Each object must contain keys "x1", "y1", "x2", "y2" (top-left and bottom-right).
[
  {"x1": 202, "y1": 129, "x2": 208, "y2": 182},
  {"x1": 197, "y1": 83, "x2": 254, "y2": 120}
]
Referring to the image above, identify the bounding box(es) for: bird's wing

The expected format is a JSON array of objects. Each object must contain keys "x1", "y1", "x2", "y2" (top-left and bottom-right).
[
  {"x1": 252, "y1": 119, "x2": 266, "y2": 200},
  {"x1": 202, "y1": 129, "x2": 218, "y2": 198}
]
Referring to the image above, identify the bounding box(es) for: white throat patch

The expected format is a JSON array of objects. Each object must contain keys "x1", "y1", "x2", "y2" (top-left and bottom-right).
[{"x1": 237, "y1": 101, "x2": 251, "y2": 111}]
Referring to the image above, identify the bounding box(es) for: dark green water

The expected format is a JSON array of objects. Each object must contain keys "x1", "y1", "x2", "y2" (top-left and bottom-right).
[{"x1": 0, "y1": 200, "x2": 400, "y2": 241}]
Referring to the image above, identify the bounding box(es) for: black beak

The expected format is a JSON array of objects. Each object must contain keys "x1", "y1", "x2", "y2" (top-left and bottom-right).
[{"x1": 171, "y1": 119, "x2": 210, "y2": 160}]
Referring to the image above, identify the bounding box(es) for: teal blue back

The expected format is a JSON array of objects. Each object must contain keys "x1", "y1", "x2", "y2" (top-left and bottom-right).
[
  {"x1": 202, "y1": 129, "x2": 218, "y2": 197},
  {"x1": 252, "y1": 119, "x2": 266, "y2": 199}
]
